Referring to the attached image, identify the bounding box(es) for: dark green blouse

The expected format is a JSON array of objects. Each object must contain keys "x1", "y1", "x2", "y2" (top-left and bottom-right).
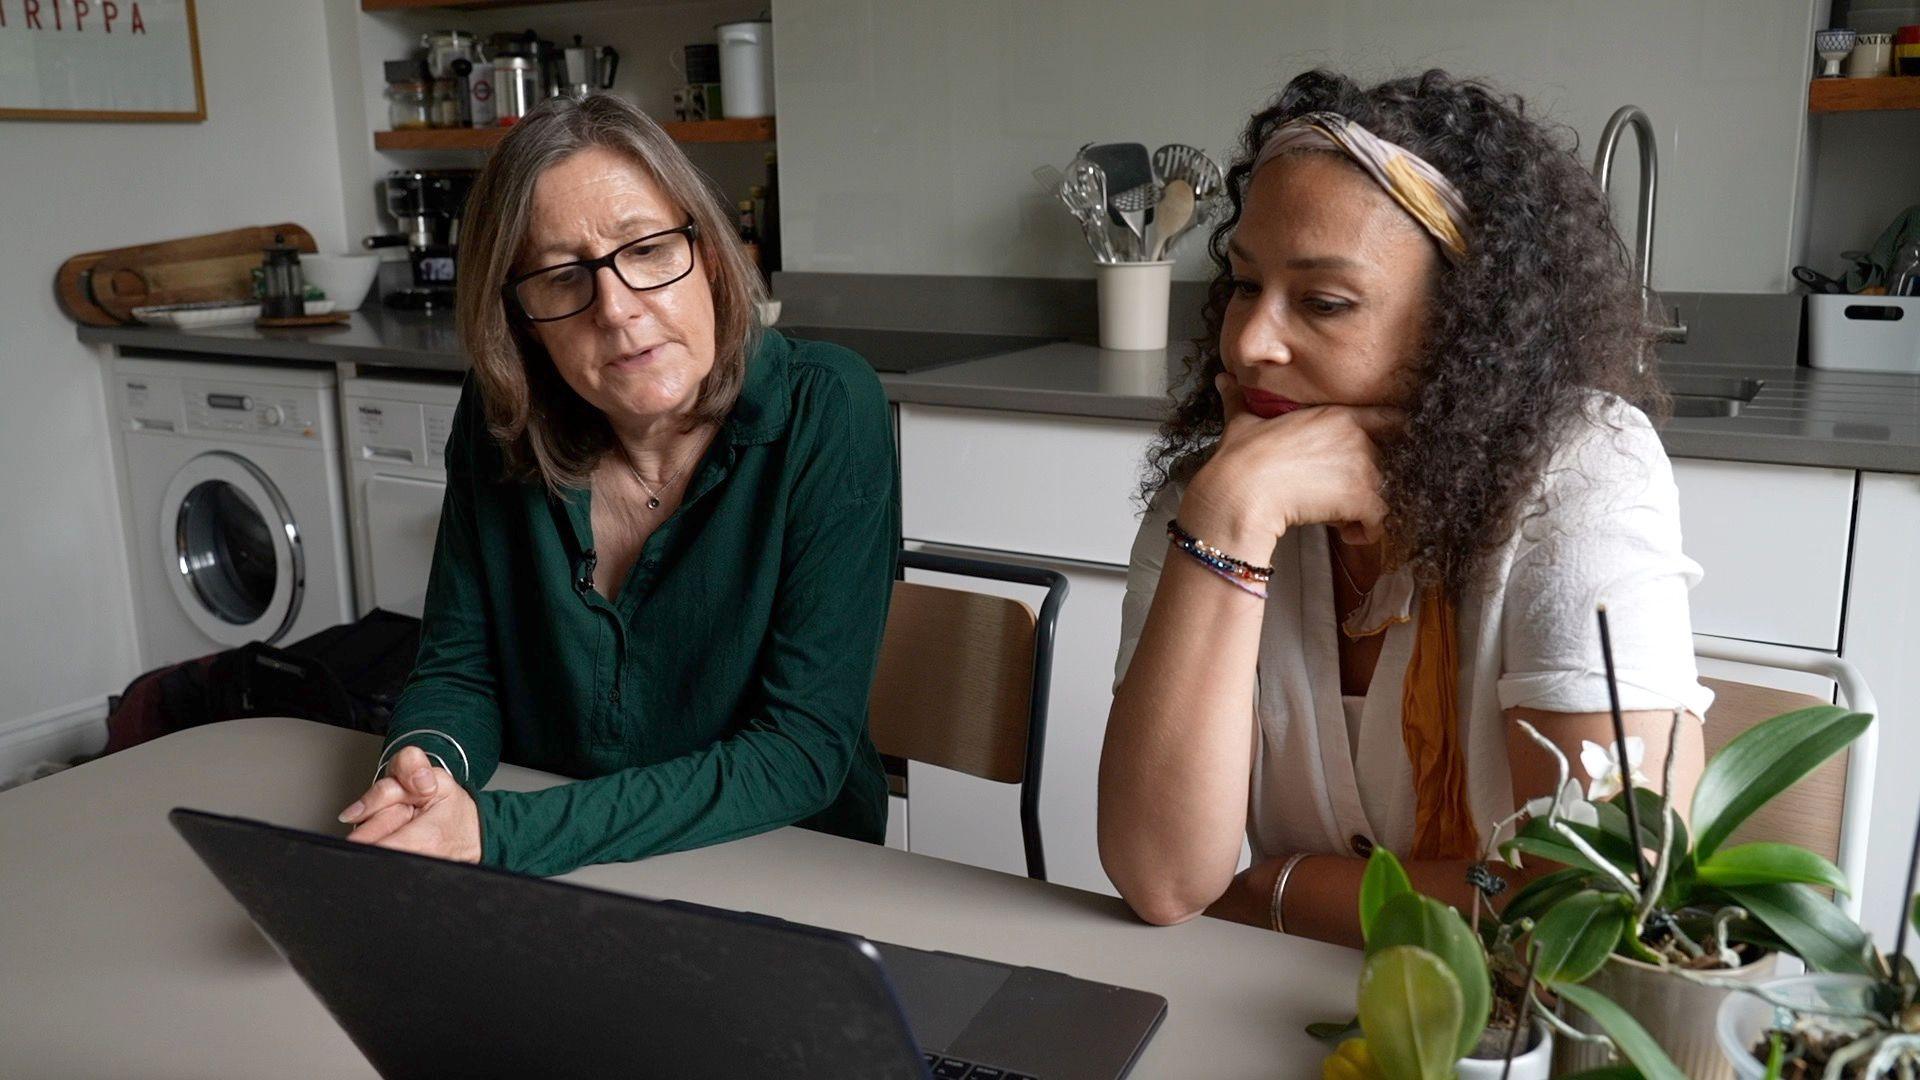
[{"x1": 380, "y1": 330, "x2": 898, "y2": 876}]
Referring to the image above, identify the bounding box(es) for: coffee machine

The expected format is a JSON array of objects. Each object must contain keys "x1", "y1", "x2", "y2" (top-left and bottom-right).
[{"x1": 363, "y1": 169, "x2": 476, "y2": 310}]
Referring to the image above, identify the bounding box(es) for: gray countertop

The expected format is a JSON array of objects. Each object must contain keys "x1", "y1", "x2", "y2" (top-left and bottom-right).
[{"x1": 77, "y1": 310, "x2": 1920, "y2": 474}]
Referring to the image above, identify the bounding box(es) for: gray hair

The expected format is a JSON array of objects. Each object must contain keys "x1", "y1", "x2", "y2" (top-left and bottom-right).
[{"x1": 454, "y1": 92, "x2": 766, "y2": 491}]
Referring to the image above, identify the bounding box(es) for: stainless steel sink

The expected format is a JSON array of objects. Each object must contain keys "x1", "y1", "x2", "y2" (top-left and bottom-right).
[{"x1": 1664, "y1": 375, "x2": 1763, "y2": 418}]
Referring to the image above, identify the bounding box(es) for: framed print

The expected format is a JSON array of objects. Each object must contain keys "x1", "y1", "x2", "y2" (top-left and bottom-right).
[{"x1": 0, "y1": 0, "x2": 206, "y2": 121}]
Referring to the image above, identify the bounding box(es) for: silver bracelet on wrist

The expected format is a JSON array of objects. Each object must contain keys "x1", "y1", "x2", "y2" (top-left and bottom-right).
[
  {"x1": 1269, "y1": 852, "x2": 1313, "y2": 935},
  {"x1": 375, "y1": 729, "x2": 471, "y2": 785}
]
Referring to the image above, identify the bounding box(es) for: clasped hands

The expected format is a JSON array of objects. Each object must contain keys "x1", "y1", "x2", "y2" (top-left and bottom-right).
[{"x1": 337, "y1": 744, "x2": 483, "y2": 863}]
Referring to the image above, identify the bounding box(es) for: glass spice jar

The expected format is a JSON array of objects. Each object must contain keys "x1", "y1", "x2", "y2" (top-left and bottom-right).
[{"x1": 384, "y1": 59, "x2": 431, "y2": 130}]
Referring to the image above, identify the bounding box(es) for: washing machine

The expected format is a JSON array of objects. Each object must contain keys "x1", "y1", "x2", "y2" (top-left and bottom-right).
[
  {"x1": 341, "y1": 374, "x2": 463, "y2": 619},
  {"x1": 112, "y1": 357, "x2": 354, "y2": 670}
]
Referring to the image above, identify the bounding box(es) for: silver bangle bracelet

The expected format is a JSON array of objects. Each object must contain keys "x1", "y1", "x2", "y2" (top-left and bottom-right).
[
  {"x1": 1269, "y1": 852, "x2": 1313, "y2": 935},
  {"x1": 375, "y1": 729, "x2": 471, "y2": 785}
]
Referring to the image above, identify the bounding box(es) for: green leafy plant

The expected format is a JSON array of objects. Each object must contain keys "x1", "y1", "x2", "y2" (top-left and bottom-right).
[
  {"x1": 1503, "y1": 704, "x2": 1873, "y2": 975},
  {"x1": 1319, "y1": 848, "x2": 1517, "y2": 1079}
]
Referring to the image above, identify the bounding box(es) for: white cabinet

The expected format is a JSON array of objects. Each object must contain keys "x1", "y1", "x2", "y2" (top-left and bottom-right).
[
  {"x1": 1671, "y1": 460, "x2": 1854, "y2": 650},
  {"x1": 1839, "y1": 472, "x2": 1920, "y2": 947},
  {"x1": 899, "y1": 404, "x2": 1158, "y2": 567}
]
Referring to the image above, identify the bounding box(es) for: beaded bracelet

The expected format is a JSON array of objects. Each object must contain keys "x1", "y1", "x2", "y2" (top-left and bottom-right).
[{"x1": 1167, "y1": 518, "x2": 1272, "y2": 599}]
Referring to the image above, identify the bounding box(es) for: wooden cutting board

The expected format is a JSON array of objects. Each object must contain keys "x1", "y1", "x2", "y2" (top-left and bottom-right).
[{"x1": 55, "y1": 224, "x2": 317, "y2": 326}]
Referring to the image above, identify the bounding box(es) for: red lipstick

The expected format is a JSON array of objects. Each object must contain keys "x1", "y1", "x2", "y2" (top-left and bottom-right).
[{"x1": 1241, "y1": 387, "x2": 1304, "y2": 419}]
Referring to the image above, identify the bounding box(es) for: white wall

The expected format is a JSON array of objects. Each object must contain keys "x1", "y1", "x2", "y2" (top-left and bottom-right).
[
  {"x1": 773, "y1": 0, "x2": 1822, "y2": 291},
  {"x1": 0, "y1": 0, "x2": 351, "y2": 733}
]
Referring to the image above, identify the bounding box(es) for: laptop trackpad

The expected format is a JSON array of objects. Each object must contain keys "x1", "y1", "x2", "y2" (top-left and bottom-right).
[{"x1": 874, "y1": 943, "x2": 1011, "y2": 1050}]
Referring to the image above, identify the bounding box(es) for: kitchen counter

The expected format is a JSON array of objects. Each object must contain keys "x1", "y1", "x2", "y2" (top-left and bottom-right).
[{"x1": 78, "y1": 311, "x2": 1920, "y2": 474}]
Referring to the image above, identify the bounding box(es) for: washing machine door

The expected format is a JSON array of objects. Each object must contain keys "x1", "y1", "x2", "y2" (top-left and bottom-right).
[{"x1": 159, "y1": 451, "x2": 305, "y2": 648}]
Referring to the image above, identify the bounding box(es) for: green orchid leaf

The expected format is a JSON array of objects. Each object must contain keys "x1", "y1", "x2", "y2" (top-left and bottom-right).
[
  {"x1": 1716, "y1": 882, "x2": 1876, "y2": 976},
  {"x1": 1500, "y1": 867, "x2": 1589, "y2": 925},
  {"x1": 1553, "y1": 981, "x2": 1687, "y2": 1080},
  {"x1": 1367, "y1": 891, "x2": 1490, "y2": 1058},
  {"x1": 1359, "y1": 847, "x2": 1414, "y2": 944},
  {"x1": 1530, "y1": 889, "x2": 1633, "y2": 985},
  {"x1": 1696, "y1": 843, "x2": 1850, "y2": 894},
  {"x1": 1358, "y1": 946, "x2": 1463, "y2": 1080},
  {"x1": 1691, "y1": 705, "x2": 1869, "y2": 862},
  {"x1": 1501, "y1": 832, "x2": 1638, "y2": 884},
  {"x1": 1595, "y1": 787, "x2": 1688, "y2": 856}
]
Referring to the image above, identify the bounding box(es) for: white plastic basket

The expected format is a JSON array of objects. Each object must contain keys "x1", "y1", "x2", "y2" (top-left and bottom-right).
[{"x1": 1807, "y1": 294, "x2": 1920, "y2": 374}]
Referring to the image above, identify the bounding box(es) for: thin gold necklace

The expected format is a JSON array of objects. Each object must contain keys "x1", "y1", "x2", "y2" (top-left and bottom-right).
[{"x1": 620, "y1": 430, "x2": 705, "y2": 511}]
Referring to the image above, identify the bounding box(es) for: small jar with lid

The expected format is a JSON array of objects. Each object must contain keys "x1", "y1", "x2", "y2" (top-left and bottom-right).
[{"x1": 384, "y1": 58, "x2": 431, "y2": 130}]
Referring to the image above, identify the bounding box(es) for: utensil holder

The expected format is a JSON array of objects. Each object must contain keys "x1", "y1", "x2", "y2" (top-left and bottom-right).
[{"x1": 1095, "y1": 260, "x2": 1174, "y2": 351}]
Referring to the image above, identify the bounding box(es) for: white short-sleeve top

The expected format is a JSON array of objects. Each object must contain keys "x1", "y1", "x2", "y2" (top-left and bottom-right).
[{"x1": 1114, "y1": 395, "x2": 1714, "y2": 863}]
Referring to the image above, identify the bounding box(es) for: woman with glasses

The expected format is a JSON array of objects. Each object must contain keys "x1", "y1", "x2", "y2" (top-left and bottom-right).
[{"x1": 336, "y1": 94, "x2": 898, "y2": 876}]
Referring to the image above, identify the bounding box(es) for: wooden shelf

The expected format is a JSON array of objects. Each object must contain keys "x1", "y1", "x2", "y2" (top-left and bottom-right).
[
  {"x1": 1809, "y1": 76, "x2": 1920, "y2": 113},
  {"x1": 375, "y1": 118, "x2": 774, "y2": 152},
  {"x1": 375, "y1": 127, "x2": 503, "y2": 151}
]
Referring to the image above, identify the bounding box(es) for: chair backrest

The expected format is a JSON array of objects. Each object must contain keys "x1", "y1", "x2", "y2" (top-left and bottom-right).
[
  {"x1": 868, "y1": 580, "x2": 1037, "y2": 785},
  {"x1": 1698, "y1": 676, "x2": 1849, "y2": 866}
]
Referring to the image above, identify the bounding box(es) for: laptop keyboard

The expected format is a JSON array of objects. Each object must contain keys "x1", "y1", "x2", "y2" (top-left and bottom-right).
[{"x1": 922, "y1": 1051, "x2": 1038, "y2": 1079}]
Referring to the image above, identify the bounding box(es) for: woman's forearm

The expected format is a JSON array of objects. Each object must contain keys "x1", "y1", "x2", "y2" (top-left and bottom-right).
[
  {"x1": 1100, "y1": 511, "x2": 1273, "y2": 924},
  {"x1": 1209, "y1": 854, "x2": 1527, "y2": 949}
]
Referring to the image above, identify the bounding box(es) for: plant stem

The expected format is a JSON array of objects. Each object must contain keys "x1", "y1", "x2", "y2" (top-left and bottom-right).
[
  {"x1": 1500, "y1": 945, "x2": 1542, "y2": 1080},
  {"x1": 1597, "y1": 605, "x2": 1651, "y2": 888},
  {"x1": 1897, "y1": 793, "x2": 1920, "y2": 974}
]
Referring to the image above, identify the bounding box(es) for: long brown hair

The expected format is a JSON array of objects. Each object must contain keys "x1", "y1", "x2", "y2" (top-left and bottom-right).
[{"x1": 455, "y1": 93, "x2": 767, "y2": 491}]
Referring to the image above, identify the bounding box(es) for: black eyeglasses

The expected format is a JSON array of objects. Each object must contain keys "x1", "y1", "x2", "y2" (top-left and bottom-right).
[{"x1": 502, "y1": 222, "x2": 700, "y2": 323}]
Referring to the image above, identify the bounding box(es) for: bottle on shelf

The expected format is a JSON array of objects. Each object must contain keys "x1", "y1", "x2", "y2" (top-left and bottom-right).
[{"x1": 736, "y1": 199, "x2": 762, "y2": 278}]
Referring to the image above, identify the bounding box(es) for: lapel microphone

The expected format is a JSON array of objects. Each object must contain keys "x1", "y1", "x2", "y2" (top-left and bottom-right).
[{"x1": 576, "y1": 548, "x2": 597, "y2": 597}]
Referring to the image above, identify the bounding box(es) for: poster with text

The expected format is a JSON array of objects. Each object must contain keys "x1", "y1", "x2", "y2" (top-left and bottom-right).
[{"x1": 0, "y1": 0, "x2": 204, "y2": 121}]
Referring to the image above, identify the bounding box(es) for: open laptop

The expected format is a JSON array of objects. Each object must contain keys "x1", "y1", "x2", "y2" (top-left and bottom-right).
[{"x1": 169, "y1": 809, "x2": 1165, "y2": 1080}]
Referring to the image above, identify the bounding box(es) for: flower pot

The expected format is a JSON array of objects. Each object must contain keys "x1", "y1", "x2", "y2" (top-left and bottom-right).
[
  {"x1": 1456, "y1": 1019, "x2": 1553, "y2": 1079},
  {"x1": 1555, "y1": 951, "x2": 1779, "y2": 1079},
  {"x1": 1715, "y1": 973, "x2": 1880, "y2": 1078}
]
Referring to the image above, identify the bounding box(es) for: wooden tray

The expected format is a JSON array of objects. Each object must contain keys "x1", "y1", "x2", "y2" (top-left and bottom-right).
[{"x1": 55, "y1": 224, "x2": 316, "y2": 326}]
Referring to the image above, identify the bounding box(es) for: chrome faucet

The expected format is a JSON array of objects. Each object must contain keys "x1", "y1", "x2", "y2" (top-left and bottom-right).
[{"x1": 1591, "y1": 105, "x2": 1688, "y2": 345}]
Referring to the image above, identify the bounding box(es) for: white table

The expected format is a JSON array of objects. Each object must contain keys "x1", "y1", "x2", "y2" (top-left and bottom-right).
[{"x1": 0, "y1": 718, "x2": 1359, "y2": 1077}]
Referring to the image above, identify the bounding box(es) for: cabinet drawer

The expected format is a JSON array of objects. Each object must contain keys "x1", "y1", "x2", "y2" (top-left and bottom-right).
[
  {"x1": 1672, "y1": 460, "x2": 1853, "y2": 650},
  {"x1": 898, "y1": 405, "x2": 1157, "y2": 567}
]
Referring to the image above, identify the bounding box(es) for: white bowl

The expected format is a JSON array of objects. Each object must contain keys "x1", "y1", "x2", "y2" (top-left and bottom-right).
[
  {"x1": 1715, "y1": 973, "x2": 1880, "y2": 1078},
  {"x1": 301, "y1": 253, "x2": 381, "y2": 310}
]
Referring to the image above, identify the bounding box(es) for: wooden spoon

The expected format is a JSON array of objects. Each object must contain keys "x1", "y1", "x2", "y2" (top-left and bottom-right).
[{"x1": 1149, "y1": 180, "x2": 1195, "y2": 261}]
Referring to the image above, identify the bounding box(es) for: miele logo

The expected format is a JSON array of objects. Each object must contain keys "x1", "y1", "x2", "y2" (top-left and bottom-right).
[
  {"x1": 358, "y1": 406, "x2": 384, "y2": 417},
  {"x1": 125, "y1": 382, "x2": 146, "y2": 390}
]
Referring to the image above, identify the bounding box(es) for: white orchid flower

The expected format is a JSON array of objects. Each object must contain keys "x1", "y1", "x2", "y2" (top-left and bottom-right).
[
  {"x1": 1524, "y1": 777, "x2": 1599, "y2": 829},
  {"x1": 1580, "y1": 737, "x2": 1651, "y2": 802}
]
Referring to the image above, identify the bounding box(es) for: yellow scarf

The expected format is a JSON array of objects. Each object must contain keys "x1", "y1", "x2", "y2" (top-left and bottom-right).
[
  {"x1": 1399, "y1": 588, "x2": 1479, "y2": 860},
  {"x1": 1348, "y1": 584, "x2": 1480, "y2": 861}
]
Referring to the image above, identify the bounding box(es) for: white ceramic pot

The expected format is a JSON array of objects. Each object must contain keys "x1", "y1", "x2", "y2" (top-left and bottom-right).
[
  {"x1": 1556, "y1": 951, "x2": 1779, "y2": 1079},
  {"x1": 1456, "y1": 1020, "x2": 1553, "y2": 1080},
  {"x1": 1715, "y1": 973, "x2": 1880, "y2": 1079}
]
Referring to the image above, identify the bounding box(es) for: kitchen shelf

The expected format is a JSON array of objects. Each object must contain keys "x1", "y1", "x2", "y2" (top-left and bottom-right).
[
  {"x1": 1808, "y1": 77, "x2": 1920, "y2": 113},
  {"x1": 374, "y1": 118, "x2": 775, "y2": 151}
]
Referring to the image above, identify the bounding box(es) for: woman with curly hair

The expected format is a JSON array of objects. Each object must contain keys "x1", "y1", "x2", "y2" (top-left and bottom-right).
[{"x1": 1098, "y1": 69, "x2": 1712, "y2": 946}]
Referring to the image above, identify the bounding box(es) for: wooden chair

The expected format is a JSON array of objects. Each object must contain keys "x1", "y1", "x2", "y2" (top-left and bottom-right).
[
  {"x1": 867, "y1": 549, "x2": 1068, "y2": 881},
  {"x1": 1693, "y1": 636, "x2": 1879, "y2": 920}
]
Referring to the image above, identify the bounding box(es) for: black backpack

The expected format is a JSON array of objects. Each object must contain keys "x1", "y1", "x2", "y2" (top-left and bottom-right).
[{"x1": 104, "y1": 609, "x2": 423, "y2": 755}]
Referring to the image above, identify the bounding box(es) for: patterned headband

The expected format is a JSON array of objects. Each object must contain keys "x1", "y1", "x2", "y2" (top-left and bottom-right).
[{"x1": 1250, "y1": 111, "x2": 1470, "y2": 262}]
